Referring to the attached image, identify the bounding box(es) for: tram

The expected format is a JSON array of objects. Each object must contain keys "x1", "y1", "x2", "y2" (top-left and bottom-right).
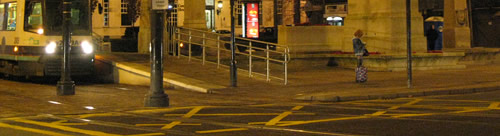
[{"x1": 0, "y1": 0, "x2": 94, "y2": 77}]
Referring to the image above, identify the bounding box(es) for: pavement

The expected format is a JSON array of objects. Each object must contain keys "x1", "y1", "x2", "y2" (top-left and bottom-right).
[{"x1": 95, "y1": 52, "x2": 500, "y2": 103}]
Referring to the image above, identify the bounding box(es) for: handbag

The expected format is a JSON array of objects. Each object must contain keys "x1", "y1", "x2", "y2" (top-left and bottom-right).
[{"x1": 363, "y1": 49, "x2": 369, "y2": 56}]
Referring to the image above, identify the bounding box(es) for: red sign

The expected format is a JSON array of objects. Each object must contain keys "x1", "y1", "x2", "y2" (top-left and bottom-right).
[{"x1": 246, "y1": 3, "x2": 259, "y2": 38}]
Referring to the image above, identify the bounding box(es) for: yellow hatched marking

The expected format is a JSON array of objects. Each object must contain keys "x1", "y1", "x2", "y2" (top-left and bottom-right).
[
  {"x1": 0, "y1": 122, "x2": 70, "y2": 136},
  {"x1": 135, "y1": 124, "x2": 165, "y2": 127},
  {"x1": 265, "y1": 111, "x2": 292, "y2": 126},
  {"x1": 277, "y1": 116, "x2": 369, "y2": 127},
  {"x1": 248, "y1": 121, "x2": 304, "y2": 125},
  {"x1": 51, "y1": 120, "x2": 89, "y2": 126},
  {"x1": 9, "y1": 118, "x2": 121, "y2": 136},
  {"x1": 452, "y1": 108, "x2": 490, "y2": 113},
  {"x1": 182, "y1": 107, "x2": 204, "y2": 118},
  {"x1": 71, "y1": 113, "x2": 116, "y2": 119},
  {"x1": 196, "y1": 128, "x2": 249, "y2": 134},
  {"x1": 130, "y1": 107, "x2": 197, "y2": 114},
  {"x1": 488, "y1": 102, "x2": 500, "y2": 109},
  {"x1": 127, "y1": 133, "x2": 165, "y2": 136},
  {"x1": 369, "y1": 111, "x2": 387, "y2": 116},
  {"x1": 161, "y1": 121, "x2": 181, "y2": 130},
  {"x1": 391, "y1": 113, "x2": 437, "y2": 118},
  {"x1": 292, "y1": 106, "x2": 304, "y2": 111},
  {"x1": 164, "y1": 113, "x2": 315, "y2": 116}
]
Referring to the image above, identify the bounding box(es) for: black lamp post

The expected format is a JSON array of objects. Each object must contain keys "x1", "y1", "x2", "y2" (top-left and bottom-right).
[{"x1": 57, "y1": 0, "x2": 75, "y2": 95}]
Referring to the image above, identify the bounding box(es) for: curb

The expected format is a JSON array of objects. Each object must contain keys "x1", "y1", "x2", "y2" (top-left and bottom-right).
[
  {"x1": 95, "y1": 58, "x2": 226, "y2": 94},
  {"x1": 294, "y1": 86, "x2": 500, "y2": 102}
]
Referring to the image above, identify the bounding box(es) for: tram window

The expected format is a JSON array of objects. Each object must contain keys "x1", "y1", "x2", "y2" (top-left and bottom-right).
[
  {"x1": 6, "y1": 3, "x2": 16, "y2": 31},
  {"x1": 0, "y1": 4, "x2": 5, "y2": 30},
  {"x1": 24, "y1": 2, "x2": 42, "y2": 32}
]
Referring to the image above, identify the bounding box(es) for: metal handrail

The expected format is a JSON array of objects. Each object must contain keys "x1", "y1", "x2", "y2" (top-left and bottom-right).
[{"x1": 172, "y1": 27, "x2": 290, "y2": 85}]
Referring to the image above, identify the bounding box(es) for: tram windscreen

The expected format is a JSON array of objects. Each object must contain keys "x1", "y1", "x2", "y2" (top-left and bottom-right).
[{"x1": 44, "y1": 0, "x2": 90, "y2": 35}]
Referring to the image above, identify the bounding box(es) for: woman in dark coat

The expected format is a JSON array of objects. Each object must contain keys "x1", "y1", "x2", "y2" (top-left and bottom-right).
[{"x1": 353, "y1": 30, "x2": 366, "y2": 67}]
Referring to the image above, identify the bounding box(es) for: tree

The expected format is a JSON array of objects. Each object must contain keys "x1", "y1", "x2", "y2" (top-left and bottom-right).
[
  {"x1": 91, "y1": 0, "x2": 99, "y2": 15},
  {"x1": 125, "y1": 0, "x2": 141, "y2": 39},
  {"x1": 127, "y1": 0, "x2": 141, "y2": 27}
]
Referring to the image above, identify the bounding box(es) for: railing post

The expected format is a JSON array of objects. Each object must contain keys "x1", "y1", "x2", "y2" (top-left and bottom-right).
[
  {"x1": 217, "y1": 35, "x2": 220, "y2": 69},
  {"x1": 188, "y1": 30, "x2": 192, "y2": 62},
  {"x1": 266, "y1": 44, "x2": 270, "y2": 82},
  {"x1": 177, "y1": 28, "x2": 180, "y2": 58},
  {"x1": 202, "y1": 33, "x2": 206, "y2": 65},
  {"x1": 249, "y1": 42, "x2": 252, "y2": 77},
  {"x1": 284, "y1": 48, "x2": 288, "y2": 85}
]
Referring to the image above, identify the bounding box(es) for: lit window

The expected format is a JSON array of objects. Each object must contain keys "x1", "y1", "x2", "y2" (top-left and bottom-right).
[{"x1": 6, "y1": 3, "x2": 17, "y2": 31}]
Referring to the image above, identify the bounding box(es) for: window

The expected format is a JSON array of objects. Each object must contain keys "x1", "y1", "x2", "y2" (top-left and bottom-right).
[
  {"x1": 0, "y1": 4, "x2": 5, "y2": 30},
  {"x1": 121, "y1": 0, "x2": 131, "y2": 26},
  {"x1": 103, "y1": 0, "x2": 109, "y2": 27},
  {"x1": 24, "y1": 1, "x2": 42, "y2": 32},
  {"x1": 6, "y1": 3, "x2": 17, "y2": 31}
]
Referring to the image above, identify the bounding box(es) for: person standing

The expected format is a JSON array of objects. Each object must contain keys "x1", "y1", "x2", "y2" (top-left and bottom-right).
[
  {"x1": 426, "y1": 25, "x2": 438, "y2": 51},
  {"x1": 353, "y1": 30, "x2": 366, "y2": 67},
  {"x1": 353, "y1": 30, "x2": 367, "y2": 83}
]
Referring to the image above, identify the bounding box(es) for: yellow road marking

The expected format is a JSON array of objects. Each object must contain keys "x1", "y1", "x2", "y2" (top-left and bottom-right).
[
  {"x1": 182, "y1": 107, "x2": 204, "y2": 118},
  {"x1": 277, "y1": 116, "x2": 369, "y2": 127},
  {"x1": 51, "y1": 120, "x2": 89, "y2": 126},
  {"x1": 391, "y1": 113, "x2": 437, "y2": 118},
  {"x1": 265, "y1": 111, "x2": 292, "y2": 126},
  {"x1": 161, "y1": 121, "x2": 181, "y2": 129},
  {"x1": 130, "y1": 106, "x2": 199, "y2": 114},
  {"x1": 452, "y1": 108, "x2": 490, "y2": 113},
  {"x1": 248, "y1": 121, "x2": 304, "y2": 125},
  {"x1": 488, "y1": 102, "x2": 500, "y2": 109},
  {"x1": 292, "y1": 106, "x2": 304, "y2": 111},
  {"x1": 0, "y1": 122, "x2": 70, "y2": 136},
  {"x1": 127, "y1": 133, "x2": 165, "y2": 136},
  {"x1": 9, "y1": 118, "x2": 121, "y2": 136},
  {"x1": 70, "y1": 113, "x2": 117, "y2": 119},
  {"x1": 196, "y1": 128, "x2": 249, "y2": 134},
  {"x1": 370, "y1": 111, "x2": 387, "y2": 116},
  {"x1": 164, "y1": 113, "x2": 315, "y2": 116}
]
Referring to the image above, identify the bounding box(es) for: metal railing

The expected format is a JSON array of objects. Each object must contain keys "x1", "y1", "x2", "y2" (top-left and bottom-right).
[{"x1": 170, "y1": 27, "x2": 290, "y2": 85}]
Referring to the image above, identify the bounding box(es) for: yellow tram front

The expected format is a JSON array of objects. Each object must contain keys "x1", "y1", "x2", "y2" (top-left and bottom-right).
[{"x1": 0, "y1": 0, "x2": 94, "y2": 77}]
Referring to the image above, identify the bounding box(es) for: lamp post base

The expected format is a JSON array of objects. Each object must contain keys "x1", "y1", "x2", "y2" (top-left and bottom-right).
[
  {"x1": 144, "y1": 93, "x2": 169, "y2": 107},
  {"x1": 57, "y1": 81, "x2": 75, "y2": 95}
]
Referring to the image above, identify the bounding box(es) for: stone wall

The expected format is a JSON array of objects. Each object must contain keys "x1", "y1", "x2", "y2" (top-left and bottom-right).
[{"x1": 278, "y1": 25, "x2": 344, "y2": 53}]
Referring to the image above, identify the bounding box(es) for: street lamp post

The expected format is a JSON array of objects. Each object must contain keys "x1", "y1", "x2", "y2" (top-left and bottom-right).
[
  {"x1": 230, "y1": 0, "x2": 237, "y2": 87},
  {"x1": 145, "y1": 0, "x2": 169, "y2": 107},
  {"x1": 406, "y1": 0, "x2": 413, "y2": 89},
  {"x1": 57, "y1": 0, "x2": 75, "y2": 95}
]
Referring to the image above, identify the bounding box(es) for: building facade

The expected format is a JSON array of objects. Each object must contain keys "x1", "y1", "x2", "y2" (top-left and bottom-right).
[{"x1": 92, "y1": 0, "x2": 140, "y2": 39}]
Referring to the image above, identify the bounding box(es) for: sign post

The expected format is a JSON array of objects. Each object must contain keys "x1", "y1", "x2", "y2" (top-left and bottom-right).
[
  {"x1": 243, "y1": 3, "x2": 259, "y2": 38},
  {"x1": 145, "y1": 0, "x2": 169, "y2": 107}
]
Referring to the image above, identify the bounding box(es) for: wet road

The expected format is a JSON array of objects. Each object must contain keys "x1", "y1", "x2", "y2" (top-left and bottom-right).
[{"x1": 0, "y1": 78, "x2": 499, "y2": 135}]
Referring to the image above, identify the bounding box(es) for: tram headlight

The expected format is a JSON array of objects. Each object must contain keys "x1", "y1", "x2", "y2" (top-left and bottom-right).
[
  {"x1": 81, "y1": 40, "x2": 93, "y2": 54},
  {"x1": 37, "y1": 28, "x2": 44, "y2": 35},
  {"x1": 45, "y1": 42, "x2": 57, "y2": 54}
]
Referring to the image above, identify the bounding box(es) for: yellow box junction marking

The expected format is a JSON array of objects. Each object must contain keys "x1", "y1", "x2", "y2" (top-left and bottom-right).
[
  {"x1": 196, "y1": 128, "x2": 249, "y2": 134},
  {"x1": 369, "y1": 99, "x2": 423, "y2": 117},
  {"x1": 0, "y1": 122, "x2": 70, "y2": 136},
  {"x1": 136, "y1": 106, "x2": 205, "y2": 130},
  {"x1": 127, "y1": 133, "x2": 165, "y2": 136},
  {"x1": 51, "y1": 120, "x2": 89, "y2": 126},
  {"x1": 265, "y1": 106, "x2": 305, "y2": 126},
  {"x1": 8, "y1": 118, "x2": 122, "y2": 136},
  {"x1": 488, "y1": 102, "x2": 500, "y2": 109}
]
